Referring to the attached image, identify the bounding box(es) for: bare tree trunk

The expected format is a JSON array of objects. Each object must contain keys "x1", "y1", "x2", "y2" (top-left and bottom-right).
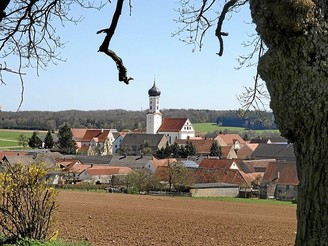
[{"x1": 250, "y1": 0, "x2": 328, "y2": 245}]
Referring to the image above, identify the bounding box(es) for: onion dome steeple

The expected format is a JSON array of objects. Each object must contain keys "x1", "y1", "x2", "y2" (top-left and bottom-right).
[{"x1": 148, "y1": 81, "x2": 161, "y2": 97}]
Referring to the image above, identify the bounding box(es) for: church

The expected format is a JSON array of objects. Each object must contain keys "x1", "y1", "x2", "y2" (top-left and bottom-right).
[{"x1": 146, "y1": 82, "x2": 195, "y2": 144}]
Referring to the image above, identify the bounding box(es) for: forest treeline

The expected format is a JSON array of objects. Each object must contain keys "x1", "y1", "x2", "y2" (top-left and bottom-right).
[{"x1": 0, "y1": 109, "x2": 276, "y2": 131}]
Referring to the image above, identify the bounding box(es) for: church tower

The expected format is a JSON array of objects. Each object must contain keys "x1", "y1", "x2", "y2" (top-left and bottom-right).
[{"x1": 146, "y1": 82, "x2": 162, "y2": 134}]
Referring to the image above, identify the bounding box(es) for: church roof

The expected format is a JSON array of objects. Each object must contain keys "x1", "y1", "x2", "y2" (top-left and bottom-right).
[
  {"x1": 157, "y1": 118, "x2": 189, "y2": 132},
  {"x1": 148, "y1": 82, "x2": 161, "y2": 96}
]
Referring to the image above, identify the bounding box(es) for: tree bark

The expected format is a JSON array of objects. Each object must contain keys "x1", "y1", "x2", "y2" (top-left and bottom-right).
[{"x1": 249, "y1": 0, "x2": 328, "y2": 245}]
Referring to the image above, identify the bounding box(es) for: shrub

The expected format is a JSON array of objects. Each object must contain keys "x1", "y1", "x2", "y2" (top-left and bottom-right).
[{"x1": 0, "y1": 161, "x2": 58, "y2": 244}]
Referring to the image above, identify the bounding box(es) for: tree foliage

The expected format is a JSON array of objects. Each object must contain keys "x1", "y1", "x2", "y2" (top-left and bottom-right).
[
  {"x1": 210, "y1": 141, "x2": 222, "y2": 157},
  {"x1": 0, "y1": 109, "x2": 276, "y2": 131},
  {"x1": 44, "y1": 131, "x2": 54, "y2": 149},
  {"x1": 155, "y1": 141, "x2": 196, "y2": 159},
  {"x1": 28, "y1": 131, "x2": 42, "y2": 149},
  {"x1": 160, "y1": 162, "x2": 195, "y2": 192},
  {"x1": 0, "y1": 161, "x2": 58, "y2": 243},
  {"x1": 17, "y1": 134, "x2": 28, "y2": 148},
  {"x1": 58, "y1": 124, "x2": 76, "y2": 154},
  {"x1": 125, "y1": 169, "x2": 159, "y2": 193}
]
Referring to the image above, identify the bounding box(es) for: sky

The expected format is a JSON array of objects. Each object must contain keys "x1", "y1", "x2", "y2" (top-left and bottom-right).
[{"x1": 0, "y1": 1, "x2": 266, "y2": 112}]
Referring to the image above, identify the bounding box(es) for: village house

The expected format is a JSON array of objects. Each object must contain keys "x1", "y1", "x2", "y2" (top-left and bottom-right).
[
  {"x1": 157, "y1": 118, "x2": 195, "y2": 145},
  {"x1": 1, "y1": 153, "x2": 61, "y2": 185},
  {"x1": 108, "y1": 154, "x2": 153, "y2": 171},
  {"x1": 221, "y1": 146, "x2": 238, "y2": 159},
  {"x1": 78, "y1": 165, "x2": 133, "y2": 184},
  {"x1": 190, "y1": 182, "x2": 240, "y2": 198},
  {"x1": 214, "y1": 133, "x2": 246, "y2": 150},
  {"x1": 71, "y1": 128, "x2": 121, "y2": 156},
  {"x1": 120, "y1": 133, "x2": 168, "y2": 155},
  {"x1": 251, "y1": 143, "x2": 295, "y2": 161},
  {"x1": 261, "y1": 161, "x2": 298, "y2": 200},
  {"x1": 175, "y1": 139, "x2": 215, "y2": 156},
  {"x1": 145, "y1": 157, "x2": 178, "y2": 173},
  {"x1": 236, "y1": 143, "x2": 258, "y2": 159}
]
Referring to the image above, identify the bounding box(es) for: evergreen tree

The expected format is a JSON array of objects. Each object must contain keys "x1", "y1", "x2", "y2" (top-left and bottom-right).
[
  {"x1": 58, "y1": 124, "x2": 76, "y2": 154},
  {"x1": 185, "y1": 141, "x2": 196, "y2": 156},
  {"x1": 44, "y1": 131, "x2": 54, "y2": 149},
  {"x1": 210, "y1": 141, "x2": 222, "y2": 158},
  {"x1": 28, "y1": 131, "x2": 42, "y2": 148}
]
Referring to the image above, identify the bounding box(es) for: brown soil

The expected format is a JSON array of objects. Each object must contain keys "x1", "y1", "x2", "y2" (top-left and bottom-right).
[{"x1": 55, "y1": 191, "x2": 296, "y2": 246}]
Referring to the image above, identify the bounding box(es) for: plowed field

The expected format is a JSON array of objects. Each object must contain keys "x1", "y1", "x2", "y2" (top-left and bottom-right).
[{"x1": 55, "y1": 191, "x2": 296, "y2": 246}]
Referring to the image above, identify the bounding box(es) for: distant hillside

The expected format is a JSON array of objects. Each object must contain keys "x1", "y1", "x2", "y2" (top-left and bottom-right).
[{"x1": 0, "y1": 109, "x2": 276, "y2": 131}]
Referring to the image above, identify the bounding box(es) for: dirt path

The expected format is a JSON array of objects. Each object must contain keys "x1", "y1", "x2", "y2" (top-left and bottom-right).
[{"x1": 55, "y1": 191, "x2": 297, "y2": 246}]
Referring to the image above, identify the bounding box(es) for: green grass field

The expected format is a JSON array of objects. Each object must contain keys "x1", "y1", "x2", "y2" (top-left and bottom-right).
[
  {"x1": 189, "y1": 196, "x2": 295, "y2": 206},
  {"x1": 0, "y1": 130, "x2": 33, "y2": 149},
  {"x1": 193, "y1": 123, "x2": 245, "y2": 133},
  {"x1": 193, "y1": 122, "x2": 280, "y2": 135}
]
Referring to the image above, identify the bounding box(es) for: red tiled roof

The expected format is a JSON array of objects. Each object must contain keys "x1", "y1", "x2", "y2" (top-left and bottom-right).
[
  {"x1": 0, "y1": 151, "x2": 30, "y2": 160},
  {"x1": 215, "y1": 134, "x2": 246, "y2": 145},
  {"x1": 194, "y1": 168, "x2": 251, "y2": 187},
  {"x1": 72, "y1": 129, "x2": 113, "y2": 142},
  {"x1": 236, "y1": 145, "x2": 255, "y2": 159},
  {"x1": 157, "y1": 118, "x2": 188, "y2": 132},
  {"x1": 56, "y1": 158, "x2": 81, "y2": 168},
  {"x1": 242, "y1": 159, "x2": 275, "y2": 172},
  {"x1": 175, "y1": 139, "x2": 214, "y2": 154},
  {"x1": 69, "y1": 164, "x2": 92, "y2": 173},
  {"x1": 199, "y1": 159, "x2": 236, "y2": 169},
  {"x1": 84, "y1": 166, "x2": 132, "y2": 176},
  {"x1": 71, "y1": 129, "x2": 87, "y2": 141},
  {"x1": 150, "y1": 158, "x2": 178, "y2": 168},
  {"x1": 221, "y1": 146, "x2": 236, "y2": 158},
  {"x1": 263, "y1": 162, "x2": 299, "y2": 185}
]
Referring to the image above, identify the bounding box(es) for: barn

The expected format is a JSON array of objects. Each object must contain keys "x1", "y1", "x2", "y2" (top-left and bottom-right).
[{"x1": 190, "y1": 182, "x2": 239, "y2": 197}]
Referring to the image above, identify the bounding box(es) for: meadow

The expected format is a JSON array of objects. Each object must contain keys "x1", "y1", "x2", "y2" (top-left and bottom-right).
[
  {"x1": 0, "y1": 129, "x2": 33, "y2": 149},
  {"x1": 193, "y1": 122, "x2": 280, "y2": 136}
]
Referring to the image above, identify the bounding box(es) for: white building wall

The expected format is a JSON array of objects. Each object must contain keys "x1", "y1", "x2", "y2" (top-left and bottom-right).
[
  {"x1": 160, "y1": 132, "x2": 179, "y2": 145},
  {"x1": 191, "y1": 187, "x2": 239, "y2": 197},
  {"x1": 147, "y1": 95, "x2": 162, "y2": 134}
]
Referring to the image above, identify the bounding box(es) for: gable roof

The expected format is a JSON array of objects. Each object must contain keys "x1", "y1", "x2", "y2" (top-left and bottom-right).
[
  {"x1": 121, "y1": 133, "x2": 167, "y2": 148},
  {"x1": 2, "y1": 154, "x2": 57, "y2": 169},
  {"x1": 221, "y1": 146, "x2": 237, "y2": 159},
  {"x1": 149, "y1": 157, "x2": 178, "y2": 168},
  {"x1": 157, "y1": 118, "x2": 189, "y2": 132},
  {"x1": 241, "y1": 159, "x2": 275, "y2": 173},
  {"x1": 262, "y1": 161, "x2": 298, "y2": 185},
  {"x1": 109, "y1": 155, "x2": 152, "y2": 170},
  {"x1": 72, "y1": 128, "x2": 117, "y2": 142},
  {"x1": 194, "y1": 168, "x2": 253, "y2": 187},
  {"x1": 69, "y1": 164, "x2": 92, "y2": 173},
  {"x1": 175, "y1": 139, "x2": 214, "y2": 154},
  {"x1": 56, "y1": 158, "x2": 82, "y2": 168},
  {"x1": 198, "y1": 159, "x2": 241, "y2": 169},
  {"x1": 251, "y1": 143, "x2": 295, "y2": 161},
  {"x1": 83, "y1": 166, "x2": 132, "y2": 176},
  {"x1": 236, "y1": 144, "x2": 257, "y2": 159},
  {"x1": 0, "y1": 151, "x2": 30, "y2": 160},
  {"x1": 215, "y1": 134, "x2": 246, "y2": 145}
]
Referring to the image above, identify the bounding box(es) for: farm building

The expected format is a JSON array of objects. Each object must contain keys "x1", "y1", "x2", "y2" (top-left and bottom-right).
[{"x1": 190, "y1": 183, "x2": 239, "y2": 197}]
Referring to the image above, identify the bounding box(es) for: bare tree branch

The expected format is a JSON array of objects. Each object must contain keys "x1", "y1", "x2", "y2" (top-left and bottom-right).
[
  {"x1": 237, "y1": 38, "x2": 269, "y2": 112},
  {"x1": 97, "y1": 0, "x2": 133, "y2": 84}
]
